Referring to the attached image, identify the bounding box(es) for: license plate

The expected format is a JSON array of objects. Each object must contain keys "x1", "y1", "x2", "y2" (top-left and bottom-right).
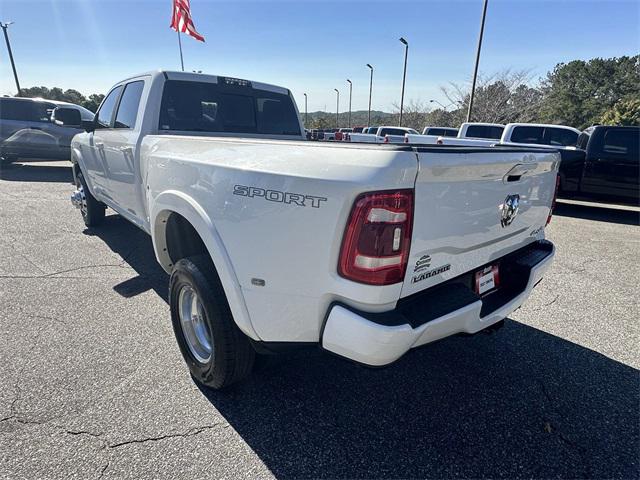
[{"x1": 475, "y1": 265, "x2": 500, "y2": 295}]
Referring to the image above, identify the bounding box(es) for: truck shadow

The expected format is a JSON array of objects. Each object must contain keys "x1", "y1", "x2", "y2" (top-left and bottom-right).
[
  {"x1": 199, "y1": 325, "x2": 638, "y2": 479},
  {"x1": 82, "y1": 214, "x2": 169, "y2": 301},
  {"x1": 554, "y1": 201, "x2": 639, "y2": 226},
  {"x1": 0, "y1": 161, "x2": 74, "y2": 183},
  {"x1": 88, "y1": 213, "x2": 638, "y2": 478}
]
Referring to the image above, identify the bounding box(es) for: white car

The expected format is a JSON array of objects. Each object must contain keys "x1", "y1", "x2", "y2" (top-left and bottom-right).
[{"x1": 68, "y1": 71, "x2": 558, "y2": 389}]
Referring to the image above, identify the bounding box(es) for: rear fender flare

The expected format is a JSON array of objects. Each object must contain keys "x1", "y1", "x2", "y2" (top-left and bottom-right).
[{"x1": 150, "y1": 190, "x2": 259, "y2": 341}]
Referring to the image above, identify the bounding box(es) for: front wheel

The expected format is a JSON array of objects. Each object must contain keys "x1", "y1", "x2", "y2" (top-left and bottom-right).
[
  {"x1": 169, "y1": 255, "x2": 255, "y2": 389},
  {"x1": 74, "y1": 171, "x2": 105, "y2": 227}
]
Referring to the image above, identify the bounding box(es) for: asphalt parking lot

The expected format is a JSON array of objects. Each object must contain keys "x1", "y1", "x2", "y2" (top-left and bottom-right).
[{"x1": 0, "y1": 160, "x2": 638, "y2": 479}]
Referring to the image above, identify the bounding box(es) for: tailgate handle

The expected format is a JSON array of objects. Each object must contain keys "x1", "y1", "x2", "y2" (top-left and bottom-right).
[{"x1": 504, "y1": 164, "x2": 534, "y2": 183}]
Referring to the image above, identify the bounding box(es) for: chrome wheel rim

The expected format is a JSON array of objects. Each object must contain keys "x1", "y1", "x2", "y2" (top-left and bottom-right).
[
  {"x1": 75, "y1": 178, "x2": 88, "y2": 218},
  {"x1": 178, "y1": 286, "x2": 213, "y2": 363}
]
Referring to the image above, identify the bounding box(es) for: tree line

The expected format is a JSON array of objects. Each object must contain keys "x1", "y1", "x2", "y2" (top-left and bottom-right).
[
  {"x1": 15, "y1": 55, "x2": 639, "y2": 131},
  {"x1": 17, "y1": 86, "x2": 105, "y2": 113},
  {"x1": 305, "y1": 55, "x2": 639, "y2": 131}
]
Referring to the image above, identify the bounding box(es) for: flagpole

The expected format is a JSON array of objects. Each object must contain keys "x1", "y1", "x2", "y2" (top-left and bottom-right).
[{"x1": 177, "y1": 30, "x2": 184, "y2": 71}]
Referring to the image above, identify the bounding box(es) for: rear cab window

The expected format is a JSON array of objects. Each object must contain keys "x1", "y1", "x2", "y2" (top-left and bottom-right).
[
  {"x1": 426, "y1": 128, "x2": 458, "y2": 137},
  {"x1": 511, "y1": 126, "x2": 544, "y2": 144},
  {"x1": 544, "y1": 128, "x2": 578, "y2": 147},
  {"x1": 158, "y1": 78, "x2": 301, "y2": 136},
  {"x1": 466, "y1": 125, "x2": 504, "y2": 139}
]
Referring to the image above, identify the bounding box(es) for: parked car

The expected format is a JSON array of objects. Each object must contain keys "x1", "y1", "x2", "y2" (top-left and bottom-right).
[
  {"x1": 500, "y1": 123, "x2": 580, "y2": 148},
  {"x1": 0, "y1": 97, "x2": 94, "y2": 164},
  {"x1": 557, "y1": 125, "x2": 639, "y2": 205},
  {"x1": 69, "y1": 70, "x2": 559, "y2": 389},
  {"x1": 422, "y1": 126, "x2": 458, "y2": 137}
]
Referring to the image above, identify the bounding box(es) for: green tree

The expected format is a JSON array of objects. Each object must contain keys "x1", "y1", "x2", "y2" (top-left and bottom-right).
[
  {"x1": 18, "y1": 86, "x2": 104, "y2": 112},
  {"x1": 600, "y1": 98, "x2": 640, "y2": 126},
  {"x1": 539, "y1": 56, "x2": 640, "y2": 129}
]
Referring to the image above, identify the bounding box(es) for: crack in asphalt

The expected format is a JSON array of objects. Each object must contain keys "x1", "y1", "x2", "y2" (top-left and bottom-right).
[
  {"x1": 108, "y1": 423, "x2": 224, "y2": 449},
  {"x1": 0, "y1": 263, "x2": 131, "y2": 279},
  {"x1": 537, "y1": 379, "x2": 592, "y2": 477}
]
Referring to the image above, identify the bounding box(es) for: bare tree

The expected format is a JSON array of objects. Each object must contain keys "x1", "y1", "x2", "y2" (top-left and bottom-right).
[
  {"x1": 390, "y1": 99, "x2": 431, "y2": 131},
  {"x1": 440, "y1": 69, "x2": 543, "y2": 124}
]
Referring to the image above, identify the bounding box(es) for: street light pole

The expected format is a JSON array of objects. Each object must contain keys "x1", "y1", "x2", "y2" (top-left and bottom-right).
[
  {"x1": 1, "y1": 22, "x2": 21, "y2": 96},
  {"x1": 467, "y1": 0, "x2": 488, "y2": 122},
  {"x1": 346, "y1": 79, "x2": 352, "y2": 128},
  {"x1": 399, "y1": 37, "x2": 408, "y2": 127},
  {"x1": 334, "y1": 88, "x2": 339, "y2": 129},
  {"x1": 303, "y1": 93, "x2": 308, "y2": 126},
  {"x1": 366, "y1": 64, "x2": 373, "y2": 127}
]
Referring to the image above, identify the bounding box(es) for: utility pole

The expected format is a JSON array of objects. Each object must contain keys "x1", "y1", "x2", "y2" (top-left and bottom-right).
[
  {"x1": 399, "y1": 37, "x2": 408, "y2": 127},
  {"x1": 1, "y1": 22, "x2": 21, "y2": 96},
  {"x1": 346, "y1": 79, "x2": 352, "y2": 128},
  {"x1": 467, "y1": 0, "x2": 488, "y2": 122},
  {"x1": 333, "y1": 89, "x2": 340, "y2": 128},
  {"x1": 303, "y1": 93, "x2": 308, "y2": 126},
  {"x1": 366, "y1": 64, "x2": 373, "y2": 128}
]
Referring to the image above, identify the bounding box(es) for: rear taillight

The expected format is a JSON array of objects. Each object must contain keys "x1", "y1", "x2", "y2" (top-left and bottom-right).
[
  {"x1": 338, "y1": 190, "x2": 414, "y2": 285},
  {"x1": 546, "y1": 174, "x2": 560, "y2": 225}
]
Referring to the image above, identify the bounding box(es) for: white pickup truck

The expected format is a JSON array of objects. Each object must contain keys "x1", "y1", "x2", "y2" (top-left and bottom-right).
[
  {"x1": 69, "y1": 71, "x2": 558, "y2": 389},
  {"x1": 500, "y1": 123, "x2": 580, "y2": 148},
  {"x1": 347, "y1": 126, "x2": 418, "y2": 143},
  {"x1": 405, "y1": 122, "x2": 505, "y2": 146}
]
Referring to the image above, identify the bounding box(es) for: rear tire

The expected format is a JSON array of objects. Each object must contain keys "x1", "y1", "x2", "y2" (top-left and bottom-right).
[
  {"x1": 169, "y1": 254, "x2": 255, "y2": 389},
  {"x1": 76, "y1": 171, "x2": 105, "y2": 227}
]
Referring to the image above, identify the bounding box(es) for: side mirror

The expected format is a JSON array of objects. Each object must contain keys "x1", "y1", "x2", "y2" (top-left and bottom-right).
[
  {"x1": 51, "y1": 107, "x2": 82, "y2": 128},
  {"x1": 82, "y1": 120, "x2": 95, "y2": 133}
]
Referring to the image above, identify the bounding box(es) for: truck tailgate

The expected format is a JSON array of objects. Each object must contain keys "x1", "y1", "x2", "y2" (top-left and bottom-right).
[{"x1": 401, "y1": 147, "x2": 559, "y2": 298}]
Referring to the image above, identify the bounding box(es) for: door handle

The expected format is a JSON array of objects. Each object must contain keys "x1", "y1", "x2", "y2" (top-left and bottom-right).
[
  {"x1": 95, "y1": 142, "x2": 104, "y2": 149},
  {"x1": 503, "y1": 163, "x2": 535, "y2": 183}
]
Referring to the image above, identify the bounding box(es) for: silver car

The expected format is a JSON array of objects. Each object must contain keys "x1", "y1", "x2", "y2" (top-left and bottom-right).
[{"x1": 0, "y1": 97, "x2": 94, "y2": 164}]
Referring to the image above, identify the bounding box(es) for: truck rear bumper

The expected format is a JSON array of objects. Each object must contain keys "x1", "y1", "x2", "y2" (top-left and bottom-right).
[{"x1": 321, "y1": 240, "x2": 555, "y2": 366}]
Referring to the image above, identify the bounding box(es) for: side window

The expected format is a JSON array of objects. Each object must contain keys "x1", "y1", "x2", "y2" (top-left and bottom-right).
[
  {"x1": 114, "y1": 81, "x2": 144, "y2": 129},
  {"x1": 96, "y1": 86, "x2": 123, "y2": 129},
  {"x1": 602, "y1": 129, "x2": 639, "y2": 157},
  {"x1": 0, "y1": 99, "x2": 47, "y2": 122},
  {"x1": 576, "y1": 132, "x2": 590, "y2": 150}
]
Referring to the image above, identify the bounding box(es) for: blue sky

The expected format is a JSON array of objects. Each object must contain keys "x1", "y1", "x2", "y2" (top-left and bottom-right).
[{"x1": 0, "y1": 0, "x2": 638, "y2": 112}]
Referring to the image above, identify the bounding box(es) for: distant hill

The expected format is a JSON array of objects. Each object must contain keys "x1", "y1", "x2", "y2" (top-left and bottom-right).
[{"x1": 303, "y1": 110, "x2": 394, "y2": 129}]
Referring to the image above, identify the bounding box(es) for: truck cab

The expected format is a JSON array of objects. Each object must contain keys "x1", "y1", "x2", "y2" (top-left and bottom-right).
[{"x1": 559, "y1": 125, "x2": 640, "y2": 204}]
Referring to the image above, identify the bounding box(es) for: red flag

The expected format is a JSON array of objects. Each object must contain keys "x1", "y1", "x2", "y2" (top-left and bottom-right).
[{"x1": 170, "y1": 0, "x2": 205, "y2": 42}]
